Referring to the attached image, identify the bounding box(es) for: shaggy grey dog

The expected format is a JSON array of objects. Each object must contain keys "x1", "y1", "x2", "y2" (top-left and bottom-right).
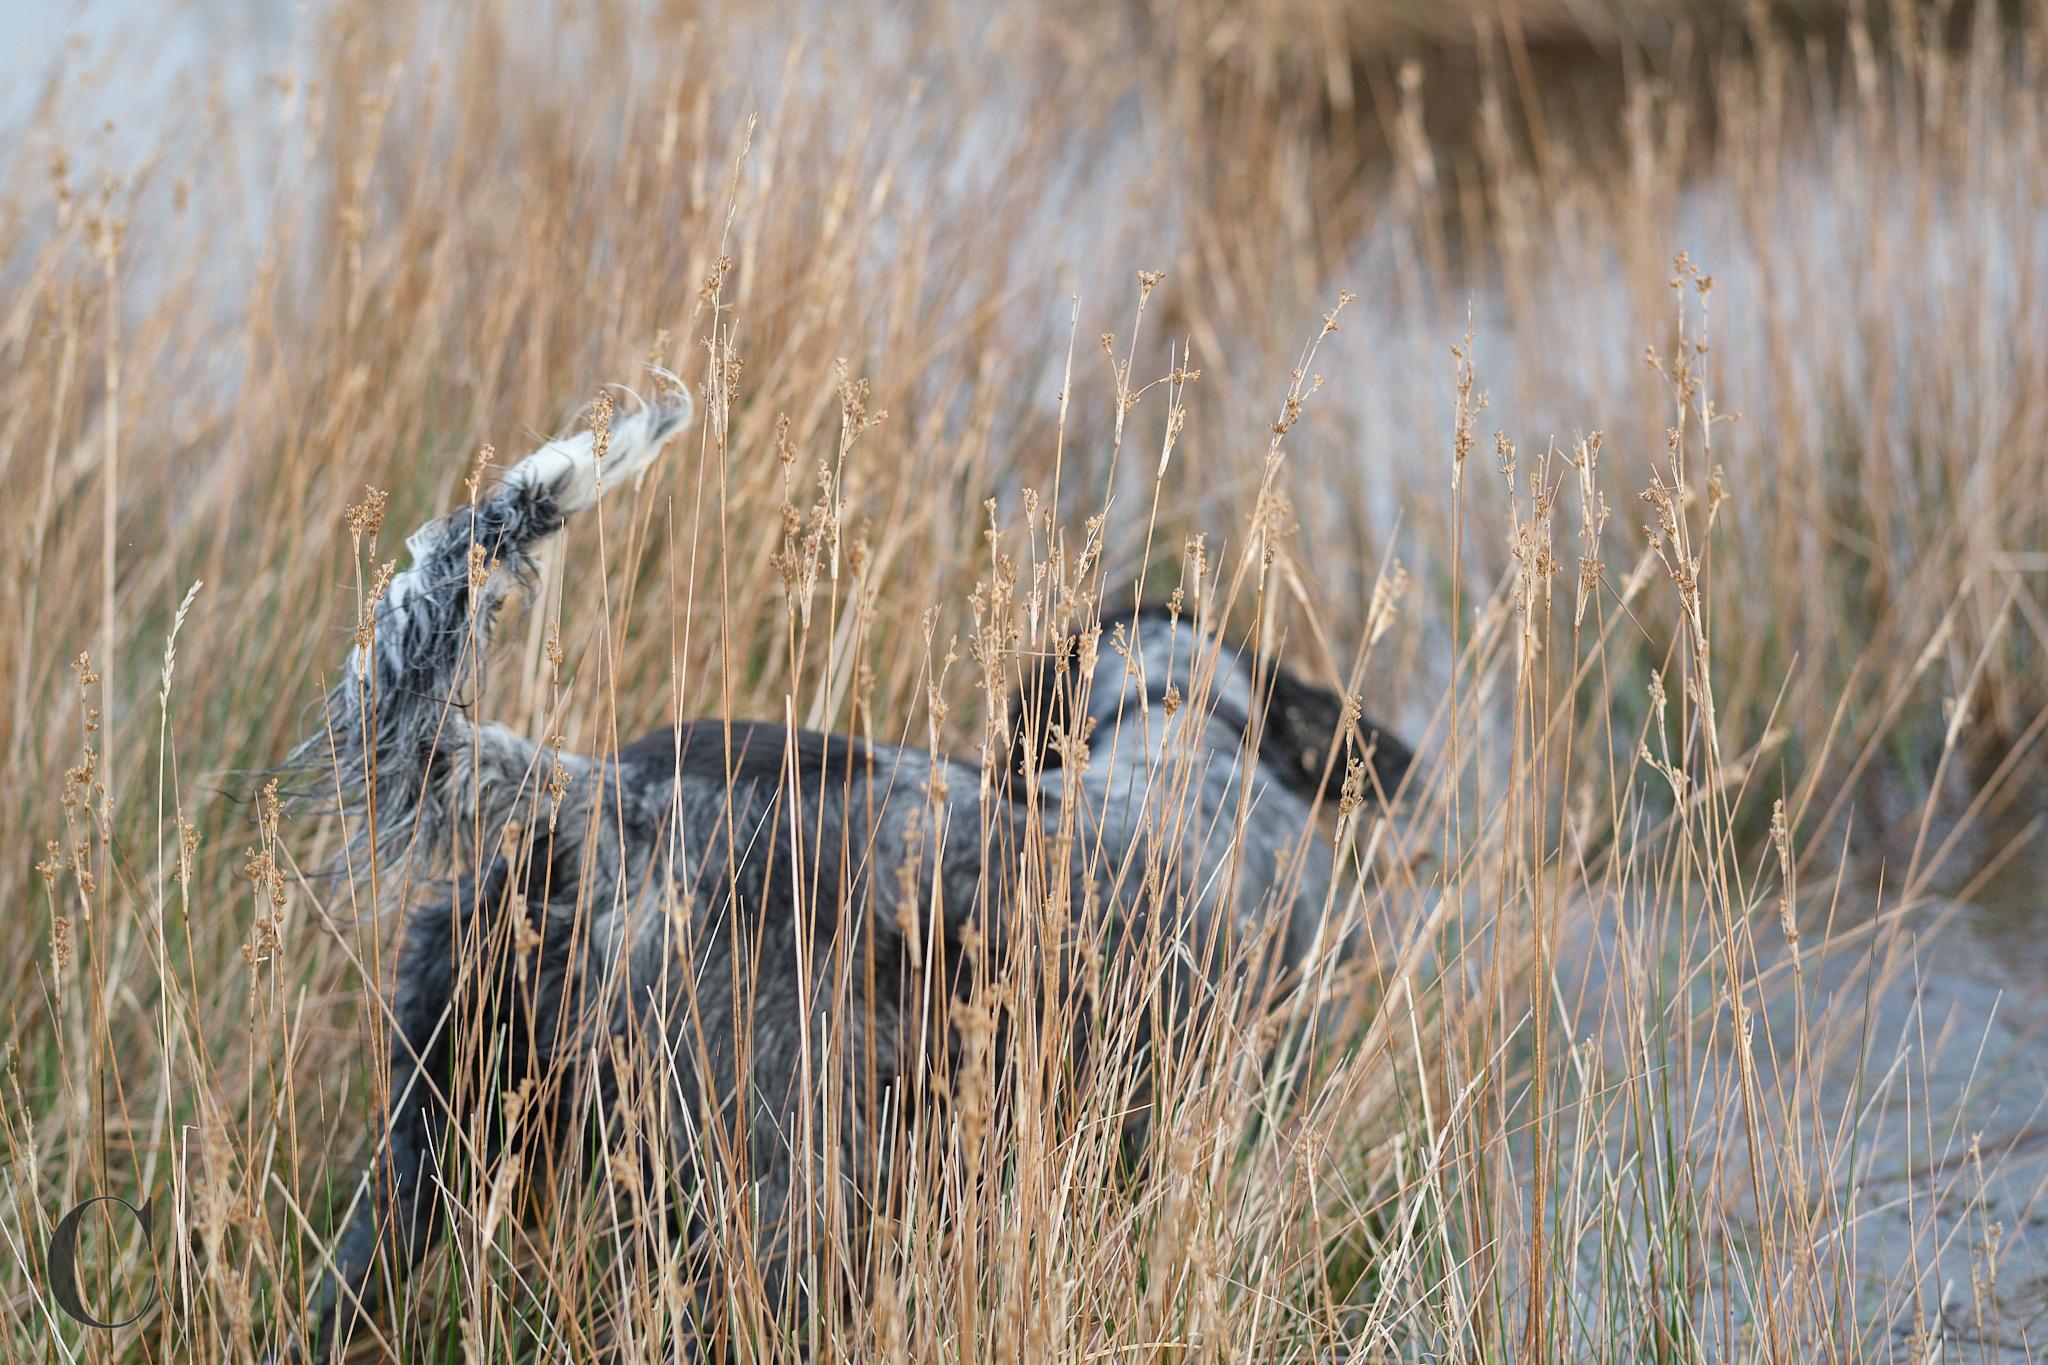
[{"x1": 285, "y1": 385, "x2": 1409, "y2": 1358}]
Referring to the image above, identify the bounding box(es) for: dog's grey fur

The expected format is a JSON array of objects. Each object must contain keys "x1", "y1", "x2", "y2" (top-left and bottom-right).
[{"x1": 286, "y1": 388, "x2": 1410, "y2": 1358}]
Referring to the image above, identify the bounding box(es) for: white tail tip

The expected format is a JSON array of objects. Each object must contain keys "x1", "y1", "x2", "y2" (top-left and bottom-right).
[{"x1": 508, "y1": 383, "x2": 693, "y2": 513}]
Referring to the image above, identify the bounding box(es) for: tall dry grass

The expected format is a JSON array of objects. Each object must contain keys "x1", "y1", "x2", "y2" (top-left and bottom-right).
[{"x1": 2, "y1": 0, "x2": 2044, "y2": 1359}]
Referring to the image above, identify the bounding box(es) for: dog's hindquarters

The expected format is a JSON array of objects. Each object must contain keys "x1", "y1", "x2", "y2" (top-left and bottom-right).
[{"x1": 285, "y1": 391, "x2": 690, "y2": 1359}]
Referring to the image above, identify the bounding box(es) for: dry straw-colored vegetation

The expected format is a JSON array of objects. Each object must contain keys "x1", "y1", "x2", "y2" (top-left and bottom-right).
[{"x1": 4, "y1": 0, "x2": 2045, "y2": 1359}]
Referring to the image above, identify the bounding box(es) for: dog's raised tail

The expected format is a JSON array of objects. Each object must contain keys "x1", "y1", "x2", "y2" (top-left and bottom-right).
[{"x1": 289, "y1": 384, "x2": 692, "y2": 882}]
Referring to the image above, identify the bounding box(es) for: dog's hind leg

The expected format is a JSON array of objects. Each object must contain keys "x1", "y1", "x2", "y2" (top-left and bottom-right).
[
  {"x1": 297, "y1": 855, "x2": 596, "y2": 1362},
  {"x1": 298, "y1": 864, "x2": 501, "y2": 1361}
]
